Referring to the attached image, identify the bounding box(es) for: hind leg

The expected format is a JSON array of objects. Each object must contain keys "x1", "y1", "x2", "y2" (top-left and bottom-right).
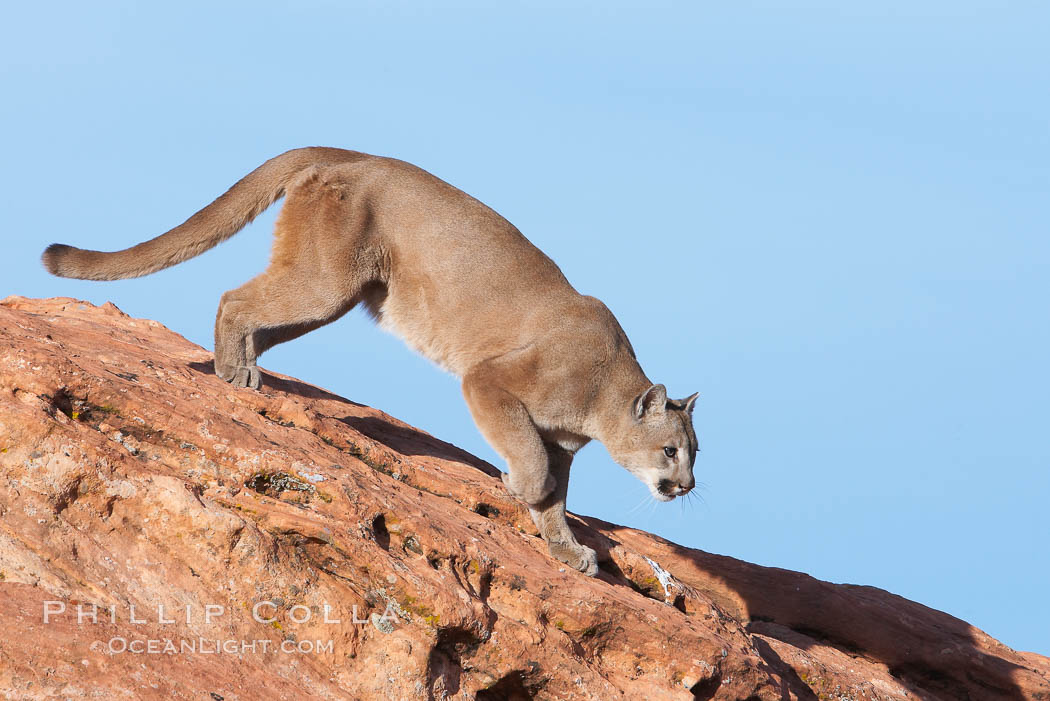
[
  {"x1": 214, "y1": 286, "x2": 254, "y2": 387},
  {"x1": 214, "y1": 169, "x2": 379, "y2": 389},
  {"x1": 214, "y1": 272, "x2": 365, "y2": 389}
]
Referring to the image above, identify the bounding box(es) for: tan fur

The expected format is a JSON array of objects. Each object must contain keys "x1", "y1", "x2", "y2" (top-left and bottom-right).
[{"x1": 42, "y1": 147, "x2": 700, "y2": 575}]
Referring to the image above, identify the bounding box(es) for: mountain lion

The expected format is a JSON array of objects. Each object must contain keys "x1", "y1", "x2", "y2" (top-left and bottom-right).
[{"x1": 42, "y1": 147, "x2": 699, "y2": 575}]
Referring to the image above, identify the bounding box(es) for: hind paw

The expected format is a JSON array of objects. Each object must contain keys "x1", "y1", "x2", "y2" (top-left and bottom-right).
[{"x1": 217, "y1": 364, "x2": 261, "y2": 390}]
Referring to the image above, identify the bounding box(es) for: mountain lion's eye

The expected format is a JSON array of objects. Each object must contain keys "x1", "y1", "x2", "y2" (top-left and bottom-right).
[{"x1": 663, "y1": 446, "x2": 677, "y2": 458}]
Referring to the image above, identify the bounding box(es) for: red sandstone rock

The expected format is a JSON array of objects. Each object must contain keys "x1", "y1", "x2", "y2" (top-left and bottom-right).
[{"x1": 0, "y1": 296, "x2": 1046, "y2": 700}]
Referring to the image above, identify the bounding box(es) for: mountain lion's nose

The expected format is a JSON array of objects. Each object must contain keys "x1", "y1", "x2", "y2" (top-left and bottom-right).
[{"x1": 658, "y1": 479, "x2": 693, "y2": 497}]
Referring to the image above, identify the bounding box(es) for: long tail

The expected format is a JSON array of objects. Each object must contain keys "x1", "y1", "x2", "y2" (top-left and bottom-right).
[{"x1": 42, "y1": 147, "x2": 362, "y2": 280}]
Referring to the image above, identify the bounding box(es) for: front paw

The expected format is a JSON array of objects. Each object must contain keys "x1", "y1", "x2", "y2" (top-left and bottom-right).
[
  {"x1": 548, "y1": 541, "x2": 599, "y2": 577},
  {"x1": 501, "y1": 471, "x2": 556, "y2": 506}
]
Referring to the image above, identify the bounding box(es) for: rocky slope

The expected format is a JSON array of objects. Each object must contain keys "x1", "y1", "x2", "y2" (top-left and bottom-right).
[{"x1": 0, "y1": 296, "x2": 1046, "y2": 700}]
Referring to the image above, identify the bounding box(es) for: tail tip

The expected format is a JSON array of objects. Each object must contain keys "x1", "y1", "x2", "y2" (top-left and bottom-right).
[{"x1": 42, "y1": 243, "x2": 74, "y2": 276}]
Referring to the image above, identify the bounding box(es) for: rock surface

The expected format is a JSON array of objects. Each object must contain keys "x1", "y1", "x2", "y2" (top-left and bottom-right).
[{"x1": 0, "y1": 296, "x2": 1046, "y2": 700}]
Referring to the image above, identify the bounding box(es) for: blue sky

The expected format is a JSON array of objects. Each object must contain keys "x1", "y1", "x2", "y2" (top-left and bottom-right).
[{"x1": 2, "y1": 2, "x2": 1047, "y2": 653}]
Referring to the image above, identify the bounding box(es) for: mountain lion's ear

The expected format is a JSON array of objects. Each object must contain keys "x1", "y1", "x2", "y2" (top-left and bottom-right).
[
  {"x1": 667, "y1": 392, "x2": 699, "y2": 413},
  {"x1": 633, "y1": 384, "x2": 667, "y2": 420}
]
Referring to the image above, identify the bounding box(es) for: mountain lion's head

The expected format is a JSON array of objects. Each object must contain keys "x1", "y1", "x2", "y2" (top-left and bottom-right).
[{"x1": 607, "y1": 384, "x2": 699, "y2": 502}]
